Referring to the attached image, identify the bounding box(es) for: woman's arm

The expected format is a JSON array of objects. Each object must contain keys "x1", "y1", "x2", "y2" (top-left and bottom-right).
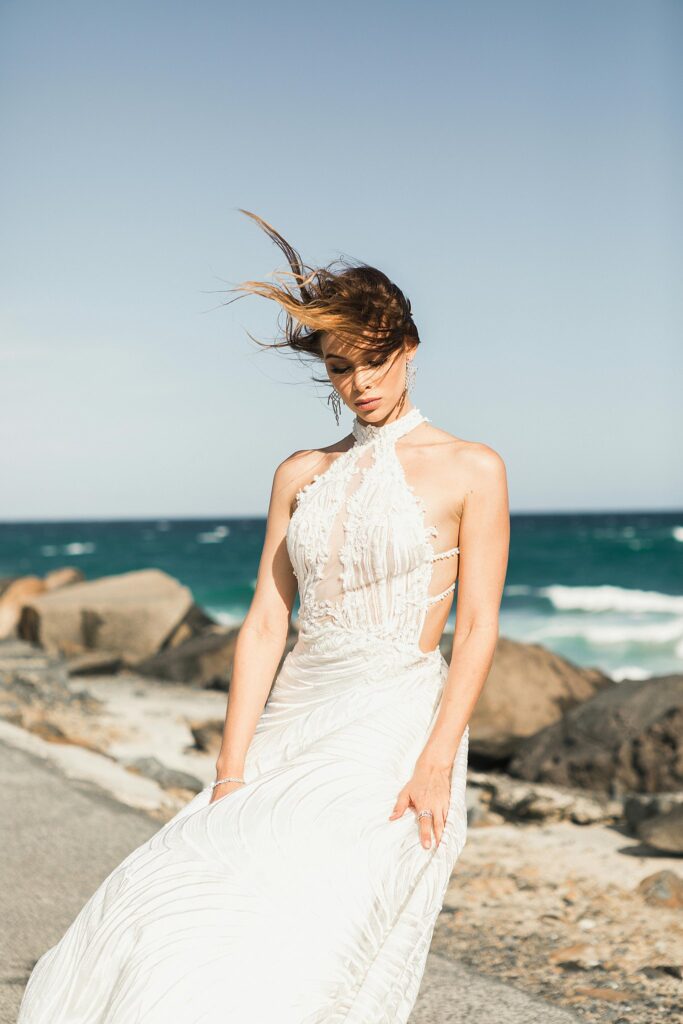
[
  {"x1": 389, "y1": 443, "x2": 510, "y2": 845},
  {"x1": 210, "y1": 452, "x2": 304, "y2": 803}
]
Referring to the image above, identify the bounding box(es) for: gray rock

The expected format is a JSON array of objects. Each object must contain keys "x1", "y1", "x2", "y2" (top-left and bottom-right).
[
  {"x1": 466, "y1": 768, "x2": 623, "y2": 825},
  {"x1": 637, "y1": 806, "x2": 683, "y2": 855},
  {"x1": 636, "y1": 868, "x2": 683, "y2": 906},
  {"x1": 0, "y1": 637, "x2": 98, "y2": 714},
  {"x1": 508, "y1": 674, "x2": 683, "y2": 795},
  {"x1": 135, "y1": 629, "x2": 238, "y2": 688},
  {"x1": 623, "y1": 791, "x2": 683, "y2": 831},
  {"x1": 125, "y1": 756, "x2": 204, "y2": 793},
  {"x1": 137, "y1": 625, "x2": 299, "y2": 689}
]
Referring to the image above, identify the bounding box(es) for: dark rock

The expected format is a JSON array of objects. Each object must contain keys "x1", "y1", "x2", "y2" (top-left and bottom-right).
[
  {"x1": 189, "y1": 719, "x2": 224, "y2": 757},
  {"x1": 624, "y1": 791, "x2": 683, "y2": 832},
  {"x1": 125, "y1": 756, "x2": 204, "y2": 793},
  {"x1": 135, "y1": 630, "x2": 238, "y2": 688},
  {"x1": 508, "y1": 674, "x2": 683, "y2": 794},
  {"x1": 450, "y1": 635, "x2": 613, "y2": 765},
  {"x1": 137, "y1": 626, "x2": 299, "y2": 689},
  {"x1": 163, "y1": 603, "x2": 219, "y2": 648},
  {"x1": 638, "y1": 806, "x2": 683, "y2": 855},
  {"x1": 66, "y1": 650, "x2": 124, "y2": 676},
  {"x1": 639, "y1": 963, "x2": 683, "y2": 979}
]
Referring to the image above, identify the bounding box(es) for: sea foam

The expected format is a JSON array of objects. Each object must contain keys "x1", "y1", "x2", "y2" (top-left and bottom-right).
[{"x1": 539, "y1": 584, "x2": 683, "y2": 615}]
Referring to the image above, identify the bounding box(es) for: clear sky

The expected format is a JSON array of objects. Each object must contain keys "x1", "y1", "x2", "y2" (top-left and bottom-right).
[{"x1": 1, "y1": 0, "x2": 681, "y2": 519}]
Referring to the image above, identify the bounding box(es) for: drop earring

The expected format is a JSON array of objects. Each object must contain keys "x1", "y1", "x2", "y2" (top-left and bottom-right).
[
  {"x1": 328, "y1": 386, "x2": 342, "y2": 426},
  {"x1": 404, "y1": 358, "x2": 417, "y2": 394}
]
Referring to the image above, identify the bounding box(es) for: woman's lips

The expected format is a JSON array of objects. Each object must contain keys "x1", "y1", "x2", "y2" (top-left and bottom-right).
[{"x1": 356, "y1": 397, "x2": 381, "y2": 408}]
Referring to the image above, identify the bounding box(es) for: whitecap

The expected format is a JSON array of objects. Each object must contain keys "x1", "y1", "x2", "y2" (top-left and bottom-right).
[
  {"x1": 531, "y1": 618, "x2": 683, "y2": 646},
  {"x1": 611, "y1": 665, "x2": 653, "y2": 682},
  {"x1": 204, "y1": 607, "x2": 244, "y2": 628},
  {"x1": 539, "y1": 584, "x2": 683, "y2": 615},
  {"x1": 197, "y1": 525, "x2": 231, "y2": 544},
  {"x1": 64, "y1": 542, "x2": 96, "y2": 556}
]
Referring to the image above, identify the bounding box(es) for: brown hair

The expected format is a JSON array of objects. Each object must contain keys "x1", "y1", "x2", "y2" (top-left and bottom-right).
[{"x1": 220, "y1": 210, "x2": 420, "y2": 385}]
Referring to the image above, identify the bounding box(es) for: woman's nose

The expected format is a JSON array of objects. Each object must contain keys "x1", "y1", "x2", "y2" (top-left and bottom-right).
[{"x1": 353, "y1": 365, "x2": 375, "y2": 389}]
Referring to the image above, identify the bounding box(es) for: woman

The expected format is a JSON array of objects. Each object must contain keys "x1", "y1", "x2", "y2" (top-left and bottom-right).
[{"x1": 18, "y1": 212, "x2": 510, "y2": 1023}]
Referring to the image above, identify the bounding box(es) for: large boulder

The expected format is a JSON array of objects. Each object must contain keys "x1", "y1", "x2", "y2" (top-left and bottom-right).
[
  {"x1": 18, "y1": 569, "x2": 194, "y2": 665},
  {"x1": 0, "y1": 577, "x2": 46, "y2": 639},
  {"x1": 44, "y1": 567, "x2": 85, "y2": 591},
  {"x1": 453, "y1": 635, "x2": 612, "y2": 764},
  {"x1": 0, "y1": 568, "x2": 85, "y2": 639},
  {"x1": 508, "y1": 674, "x2": 683, "y2": 795}
]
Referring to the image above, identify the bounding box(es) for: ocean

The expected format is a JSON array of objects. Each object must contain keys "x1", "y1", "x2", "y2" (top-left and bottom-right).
[{"x1": 1, "y1": 511, "x2": 681, "y2": 682}]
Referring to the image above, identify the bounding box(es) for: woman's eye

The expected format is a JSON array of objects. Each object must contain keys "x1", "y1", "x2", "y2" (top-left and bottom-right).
[{"x1": 330, "y1": 358, "x2": 385, "y2": 374}]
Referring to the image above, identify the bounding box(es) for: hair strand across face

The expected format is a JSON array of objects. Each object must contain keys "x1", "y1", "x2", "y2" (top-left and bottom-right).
[{"x1": 220, "y1": 210, "x2": 420, "y2": 384}]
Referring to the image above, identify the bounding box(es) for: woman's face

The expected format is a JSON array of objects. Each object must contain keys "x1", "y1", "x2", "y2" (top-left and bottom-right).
[{"x1": 320, "y1": 334, "x2": 417, "y2": 420}]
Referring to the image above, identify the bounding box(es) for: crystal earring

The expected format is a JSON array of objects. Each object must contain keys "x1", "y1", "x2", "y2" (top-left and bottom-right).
[
  {"x1": 328, "y1": 386, "x2": 342, "y2": 426},
  {"x1": 405, "y1": 358, "x2": 417, "y2": 394}
]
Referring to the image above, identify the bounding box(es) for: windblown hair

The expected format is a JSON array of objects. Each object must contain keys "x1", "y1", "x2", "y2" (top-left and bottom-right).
[{"x1": 221, "y1": 210, "x2": 420, "y2": 383}]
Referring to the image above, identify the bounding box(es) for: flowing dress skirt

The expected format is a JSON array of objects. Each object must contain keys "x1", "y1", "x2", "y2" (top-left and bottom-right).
[{"x1": 17, "y1": 629, "x2": 469, "y2": 1024}]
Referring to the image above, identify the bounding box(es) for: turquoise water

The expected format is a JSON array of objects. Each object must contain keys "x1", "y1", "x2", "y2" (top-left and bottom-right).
[{"x1": 1, "y1": 511, "x2": 682, "y2": 681}]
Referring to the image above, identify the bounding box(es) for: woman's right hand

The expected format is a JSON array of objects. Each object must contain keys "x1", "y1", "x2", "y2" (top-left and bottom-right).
[{"x1": 209, "y1": 780, "x2": 245, "y2": 805}]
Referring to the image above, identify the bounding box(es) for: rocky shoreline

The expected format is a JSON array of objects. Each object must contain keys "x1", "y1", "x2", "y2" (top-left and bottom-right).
[{"x1": 1, "y1": 566, "x2": 682, "y2": 1022}]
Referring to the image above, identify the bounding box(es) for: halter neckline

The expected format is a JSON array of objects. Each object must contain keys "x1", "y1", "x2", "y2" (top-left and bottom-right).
[{"x1": 351, "y1": 405, "x2": 427, "y2": 446}]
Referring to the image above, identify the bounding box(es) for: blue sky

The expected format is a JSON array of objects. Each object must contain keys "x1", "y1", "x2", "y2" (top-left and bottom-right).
[{"x1": 1, "y1": 0, "x2": 681, "y2": 518}]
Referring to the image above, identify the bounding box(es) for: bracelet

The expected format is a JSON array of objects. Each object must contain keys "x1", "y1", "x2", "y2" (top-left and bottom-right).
[{"x1": 211, "y1": 776, "x2": 246, "y2": 789}]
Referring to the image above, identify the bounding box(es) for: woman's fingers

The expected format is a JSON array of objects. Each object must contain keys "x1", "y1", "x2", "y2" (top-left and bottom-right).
[
  {"x1": 418, "y1": 809, "x2": 434, "y2": 849},
  {"x1": 388, "y1": 786, "x2": 410, "y2": 820},
  {"x1": 418, "y1": 802, "x2": 449, "y2": 849}
]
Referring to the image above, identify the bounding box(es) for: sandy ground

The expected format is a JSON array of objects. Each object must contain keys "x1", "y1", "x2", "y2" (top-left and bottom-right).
[{"x1": 433, "y1": 820, "x2": 683, "y2": 1022}]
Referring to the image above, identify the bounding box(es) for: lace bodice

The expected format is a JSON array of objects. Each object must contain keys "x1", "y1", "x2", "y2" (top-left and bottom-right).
[{"x1": 286, "y1": 406, "x2": 460, "y2": 655}]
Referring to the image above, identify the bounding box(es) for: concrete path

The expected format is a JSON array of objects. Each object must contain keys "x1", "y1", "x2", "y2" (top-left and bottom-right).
[{"x1": 0, "y1": 738, "x2": 580, "y2": 1024}]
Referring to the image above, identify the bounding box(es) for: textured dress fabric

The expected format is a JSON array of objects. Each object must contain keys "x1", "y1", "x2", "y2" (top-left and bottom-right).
[{"x1": 17, "y1": 405, "x2": 470, "y2": 1024}]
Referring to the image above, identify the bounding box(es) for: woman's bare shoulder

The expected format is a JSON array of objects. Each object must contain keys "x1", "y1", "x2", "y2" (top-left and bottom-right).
[
  {"x1": 275, "y1": 435, "x2": 355, "y2": 506},
  {"x1": 422, "y1": 421, "x2": 507, "y2": 483}
]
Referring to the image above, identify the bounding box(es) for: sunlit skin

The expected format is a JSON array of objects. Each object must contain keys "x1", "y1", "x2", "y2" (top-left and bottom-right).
[{"x1": 211, "y1": 333, "x2": 510, "y2": 854}]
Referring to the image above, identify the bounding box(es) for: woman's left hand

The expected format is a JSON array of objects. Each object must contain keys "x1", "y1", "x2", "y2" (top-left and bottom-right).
[{"x1": 388, "y1": 760, "x2": 452, "y2": 849}]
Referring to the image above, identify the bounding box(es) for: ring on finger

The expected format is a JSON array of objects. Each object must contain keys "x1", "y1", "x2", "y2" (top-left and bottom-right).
[{"x1": 417, "y1": 809, "x2": 434, "y2": 821}]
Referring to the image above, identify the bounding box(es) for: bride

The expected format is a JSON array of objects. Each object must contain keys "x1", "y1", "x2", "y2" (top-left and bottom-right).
[{"x1": 18, "y1": 211, "x2": 510, "y2": 1023}]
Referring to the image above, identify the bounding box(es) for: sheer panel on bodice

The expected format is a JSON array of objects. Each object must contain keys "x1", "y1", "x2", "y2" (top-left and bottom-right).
[{"x1": 286, "y1": 407, "x2": 460, "y2": 655}]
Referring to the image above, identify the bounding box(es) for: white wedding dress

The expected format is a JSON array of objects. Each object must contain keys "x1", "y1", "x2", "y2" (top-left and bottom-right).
[{"x1": 17, "y1": 405, "x2": 470, "y2": 1024}]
